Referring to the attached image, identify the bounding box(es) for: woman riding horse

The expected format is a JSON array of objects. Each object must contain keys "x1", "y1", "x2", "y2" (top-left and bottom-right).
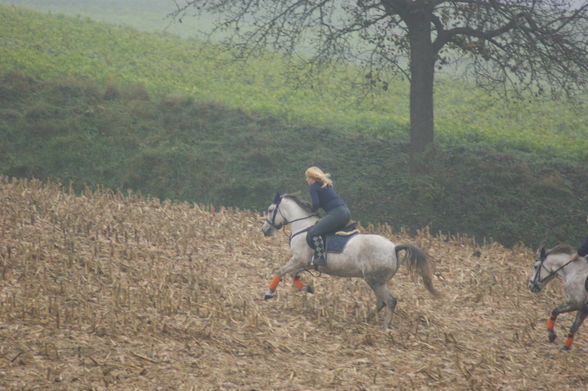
[{"x1": 304, "y1": 166, "x2": 351, "y2": 267}]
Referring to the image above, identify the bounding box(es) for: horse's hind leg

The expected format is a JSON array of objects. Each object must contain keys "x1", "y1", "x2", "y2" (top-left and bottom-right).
[
  {"x1": 367, "y1": 297, "x2": 386, "y2": 323},
  {"x1": 366, "y1": 279, "x2": 397, "y2": 329},
  {"x1": 563, "y1": 311, "x2": 587, "y2": 350},
  {"x1": 380, "y1": 287, "x2": 397, "y2": 330}
]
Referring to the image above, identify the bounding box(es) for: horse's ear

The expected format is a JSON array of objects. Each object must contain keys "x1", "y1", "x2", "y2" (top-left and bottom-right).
[{"x1": 273, "y1": 192, "x2": 281, "y2": 204}]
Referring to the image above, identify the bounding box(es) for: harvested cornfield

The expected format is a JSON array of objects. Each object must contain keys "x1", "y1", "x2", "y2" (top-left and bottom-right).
[{"x1": 0, "y1": 176, "x2": 586, "y2": 391}]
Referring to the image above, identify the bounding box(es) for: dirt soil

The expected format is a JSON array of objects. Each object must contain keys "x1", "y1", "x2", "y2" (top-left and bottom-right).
[{"x1": 0, "y1": 176, "x2": 587, "y2": 391}]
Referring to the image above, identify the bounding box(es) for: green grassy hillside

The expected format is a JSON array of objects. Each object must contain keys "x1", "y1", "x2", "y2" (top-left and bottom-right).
[
  {"x1": 0, "y1": 4, "x2": 587, "y2": 248},
  {"x1": 1, "y1": 5, "x2": 586, "y2": 158}
]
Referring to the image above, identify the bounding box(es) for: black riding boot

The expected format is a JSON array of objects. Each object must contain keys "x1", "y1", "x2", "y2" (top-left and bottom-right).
[{"x1": 311, "y1": 236, "x2": 326, "y2": 267}]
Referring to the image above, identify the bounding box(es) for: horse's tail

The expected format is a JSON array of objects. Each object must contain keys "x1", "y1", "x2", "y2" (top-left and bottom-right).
[{"x1": 395, "y1": 244, "x2": 440, "y2": 297}]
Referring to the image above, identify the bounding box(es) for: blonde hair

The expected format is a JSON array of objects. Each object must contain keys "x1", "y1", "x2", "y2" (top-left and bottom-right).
[{"x1": 305, "y1": 166, "x2": 333, "y2": 187}]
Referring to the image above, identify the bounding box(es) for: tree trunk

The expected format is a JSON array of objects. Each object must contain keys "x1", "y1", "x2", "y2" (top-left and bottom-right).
[{"x1": 407, "y1": 15, "x2": 435, "y2": 173}]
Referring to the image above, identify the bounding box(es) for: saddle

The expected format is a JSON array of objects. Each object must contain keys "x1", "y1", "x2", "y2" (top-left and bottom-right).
[{"x1": 324, "y1": 222, "x2": 360, "y2": 254}]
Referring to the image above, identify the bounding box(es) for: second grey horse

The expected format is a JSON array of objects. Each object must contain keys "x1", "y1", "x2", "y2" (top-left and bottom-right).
[{"x1": 529, "y1": 245, "x2": 588, "y2": 350}]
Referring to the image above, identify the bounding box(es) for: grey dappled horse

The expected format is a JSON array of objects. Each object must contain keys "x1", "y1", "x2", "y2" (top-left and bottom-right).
[
  {"x1": 529, "y1": 245, "x2": 588, "y2": 350},
  {"x1": 261, "y1": 193, "x2": 439, "y2": 329}
]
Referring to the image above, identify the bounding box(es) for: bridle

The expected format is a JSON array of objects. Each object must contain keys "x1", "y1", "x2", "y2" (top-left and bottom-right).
[
  {"x1": 265, "y1": 193, "x2": 289, "y2": 230},
  {"x1": 531, "y1": 249, "x2": 574, "y2": 289},
  {"x1": 265, "y1": 193, "x2": 318, "y2": 235}
]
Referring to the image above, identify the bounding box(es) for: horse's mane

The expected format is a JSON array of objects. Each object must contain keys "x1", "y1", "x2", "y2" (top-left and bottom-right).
[
  {"x1": 548, "y1": 244, "x2": 575, "y2": 255},
  {"x1": 282, "y1": 193, "x2": 314, "y2": 214}
]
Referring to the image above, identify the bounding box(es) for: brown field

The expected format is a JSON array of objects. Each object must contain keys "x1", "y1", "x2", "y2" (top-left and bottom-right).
[{"x1": 0, "y1": 176, "x2": 586, "y2": 391}]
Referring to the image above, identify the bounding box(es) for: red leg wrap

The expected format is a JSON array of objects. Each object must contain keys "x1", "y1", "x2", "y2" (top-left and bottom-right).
[
  {"x1": 269, "y1": 276, "x2": 282, "y2": 291},
  {"x1": 564, "y1": 333, "x2": 575, "y2": 348},
  {"x1": 292, "y1": 277, "x2": 305, "y2": 290}
]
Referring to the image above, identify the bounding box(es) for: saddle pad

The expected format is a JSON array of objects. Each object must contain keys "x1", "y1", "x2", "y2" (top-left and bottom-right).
[{"x1": 326, "y1": 230, "x2": 359, "y2": 253}]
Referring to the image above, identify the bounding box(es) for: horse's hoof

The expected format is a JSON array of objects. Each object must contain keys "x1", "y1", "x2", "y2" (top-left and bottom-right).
[
  {"x1": 304, "y1": 285, "x2": 314, "y2": 294},
  {"x1": 561, "y1": 345, "x2": 571, "y2": 351},
  {"x1": 548, "y1": 332, "x2": 557, "y2": 342},
  {"x1": 264, "y1": 291, "x2": 275, "y2": 300}
]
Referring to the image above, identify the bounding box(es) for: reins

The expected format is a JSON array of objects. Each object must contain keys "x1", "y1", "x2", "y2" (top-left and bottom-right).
[
  {"x1": 534, "y1": 255, "x2": 575, "y2": 286},
  {"x1": 281, "y1": 214, "x2": 317, "y2": 244},
  {"x1": 289, "y1": 226, "x2": 312, "y2": 245},
  {"x1": 266, "y1": 195, "x2": 318, "y2": 235},
  {"x1": 265, "y1": 208, "x2": 317, "y2": 231},
  {"x1": 266, "y1": 194, "x2": 322, "y2": 275}
]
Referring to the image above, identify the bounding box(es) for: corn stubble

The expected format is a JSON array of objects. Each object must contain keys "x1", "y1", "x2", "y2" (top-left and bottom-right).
[{"x1": 0, "y1": 176, "x2": 586, "y2": 391}]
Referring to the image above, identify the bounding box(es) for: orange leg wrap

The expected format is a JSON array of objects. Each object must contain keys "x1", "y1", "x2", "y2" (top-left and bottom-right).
[
  {"x1": 269, "y1": 276, "x2": 282, "y2": 291},
  {"x1": 564, "y1": 334, "x2": 574, "y2": 348},
  {"x1": 547, "y1": 318, "x2": 555, "y2": 330},
  {"x1": 292, "y1": 277, "x2": 305, "y2": 290}
]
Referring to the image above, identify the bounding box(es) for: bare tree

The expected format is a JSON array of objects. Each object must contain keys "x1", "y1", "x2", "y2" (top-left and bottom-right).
[{"x1": 171, "y1": 0, "x2": 588, "y2": 171}]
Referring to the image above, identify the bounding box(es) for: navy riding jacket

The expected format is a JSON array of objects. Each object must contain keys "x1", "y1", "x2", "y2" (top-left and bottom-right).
[{"x1": 308, "y1": 182, "x2": 346, "y2": 213}]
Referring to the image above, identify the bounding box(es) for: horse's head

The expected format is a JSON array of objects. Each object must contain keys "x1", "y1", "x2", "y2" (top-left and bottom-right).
[
  {"x1": 529, "y1": 247, "x2": 549, "y2": 293},
  {"x1": 528, "y1": 245, "x2": 575, "y2": 293},
  {"x1": 261, "y1": 192, "x2": 285, "y2": 237}
]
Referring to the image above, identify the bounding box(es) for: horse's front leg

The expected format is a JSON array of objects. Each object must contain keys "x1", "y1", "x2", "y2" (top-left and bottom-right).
[
  {"x1": 264, "y1": 257, "x2": 307, "y2": 300},
  {"x1": 291, "y1": 275, "x2": 314, "y2": 294},
  {"x1": 563, "y1": 310, "x2": 587, "y2": 350},
  {"x1": 264, "y1": 275, "x2": 283, "y2": 300},
  {"x1": 547, "y1": 302, "x2": 576, "y2": 343}
]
